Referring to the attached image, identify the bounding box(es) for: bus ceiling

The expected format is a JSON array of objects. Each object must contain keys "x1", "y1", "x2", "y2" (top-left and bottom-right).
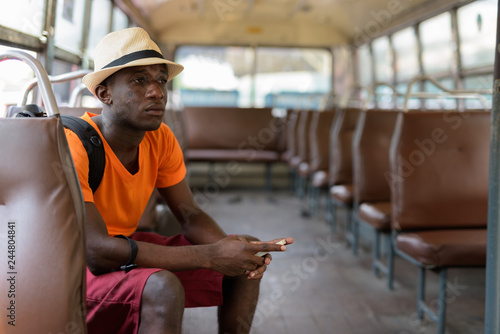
[{"x1": 118, "y1": 0, "x2": 474, "y2": 47}]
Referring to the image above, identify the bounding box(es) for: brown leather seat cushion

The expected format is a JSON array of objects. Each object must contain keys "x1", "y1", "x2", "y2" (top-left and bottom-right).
[
  {"x1": 357, "y1": 201, "x2": 392, "y2": 231},
  {"x1": 396, "y1": 229, "x2": 487, "y2": 267},
  {"x1": 329, "y1": 184, "x2": 353, "y2": 204},
  {"x1": 311, "y1": 170, "x2": 329, "y2": 188}
]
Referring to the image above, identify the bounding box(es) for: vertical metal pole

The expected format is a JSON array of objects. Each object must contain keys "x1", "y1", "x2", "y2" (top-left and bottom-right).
[
  {"x1": 80, "y1": 0, "x2": 93, "y2": 68},
  {"x1": 417, "y1": 267, "x2": 425, "y2": 320},
  {"x1": 437, "y1": 269, "x2": 447, "y2": 334},
  {"x1": 485, "y1": 2, "x2": 500, "y2": 333},
  {"x1": 387, "y1": 234, "x2": 394, "y2": 290},
  {"x1": 373, "y1": 228, "x2": 380, "y2": 275},
  {"x1": 250, "y1": 45, "x2": 257, "y2": 108},
  {"x1": 42, "y1": 0, "x2": 57, "y2": 75},
  {"x1": 265, "y1": 163, "x2": 272, "y2": 192}
]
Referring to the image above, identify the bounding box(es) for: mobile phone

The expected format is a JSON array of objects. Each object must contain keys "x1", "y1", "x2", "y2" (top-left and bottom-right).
[{"x1": 255, "y1": 239, "x2": 287, "y2": 257}]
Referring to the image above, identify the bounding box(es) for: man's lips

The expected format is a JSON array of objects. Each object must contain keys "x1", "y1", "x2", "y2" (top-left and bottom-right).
[{"x1": 145, "y1": 105, "x2": 165, "y2": 116}]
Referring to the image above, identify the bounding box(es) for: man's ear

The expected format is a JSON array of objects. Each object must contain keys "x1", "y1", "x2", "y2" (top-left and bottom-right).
[{"x1": 95, "y1": 84, "x2": 112, "y2": 105}]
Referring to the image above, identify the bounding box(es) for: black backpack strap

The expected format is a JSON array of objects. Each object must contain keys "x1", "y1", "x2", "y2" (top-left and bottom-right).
[{"x1": 61, "y1": 115, "x2": 105, "y2": 194}]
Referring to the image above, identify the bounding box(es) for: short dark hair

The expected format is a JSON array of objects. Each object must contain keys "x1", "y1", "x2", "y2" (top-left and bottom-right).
[{"x1": 99, "y1": 72, "x2": 117, "y2": 88}]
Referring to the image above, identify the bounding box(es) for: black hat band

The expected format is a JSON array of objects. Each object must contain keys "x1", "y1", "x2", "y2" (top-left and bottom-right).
[{"x1": 102, "y1": 49, "x2": 164, "y2": 69}]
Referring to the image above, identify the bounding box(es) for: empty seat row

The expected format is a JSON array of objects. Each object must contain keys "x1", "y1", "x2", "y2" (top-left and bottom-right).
[
  {"x1": 389, "y1": 110, "x2": 488, "y2": 333},
  {"x1": 181, "y1": 106, "x2": 287, "y2": 190},
  {"x1": 283, "y1": 105, "x2": 490, "y2": 334}
]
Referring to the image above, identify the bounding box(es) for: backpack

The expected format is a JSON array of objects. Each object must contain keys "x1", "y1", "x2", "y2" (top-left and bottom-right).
[{"x1": 9, "y1": 104, "x2": 105, "y2": 194}]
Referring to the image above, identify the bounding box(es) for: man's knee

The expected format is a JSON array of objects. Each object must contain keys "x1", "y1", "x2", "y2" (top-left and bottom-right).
[{"x1": 142, "y1": 270, "x2": 185, "y2": 313}]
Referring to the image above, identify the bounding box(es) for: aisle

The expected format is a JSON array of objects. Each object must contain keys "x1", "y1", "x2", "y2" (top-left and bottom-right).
[{"x1": 181, "y1": 190, "x2": 485, "y2": 334}]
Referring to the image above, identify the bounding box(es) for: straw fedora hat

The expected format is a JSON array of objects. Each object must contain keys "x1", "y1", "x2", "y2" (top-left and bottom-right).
[{"x1": 83, "y1": 27, "x2": 184, "y2": 94}]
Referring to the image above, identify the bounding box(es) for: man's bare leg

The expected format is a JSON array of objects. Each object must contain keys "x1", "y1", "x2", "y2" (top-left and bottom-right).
[
  {"x1": 218, "y1": 275, "x2": 260, "y2": 334},
  {"x1": 139, "y1": 271, "x2": 185, "y2": 334}
]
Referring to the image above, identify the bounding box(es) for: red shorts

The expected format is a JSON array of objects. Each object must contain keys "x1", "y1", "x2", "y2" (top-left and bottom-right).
[{"x1": 86, "y1": 233, "x2": 224, "y2": 334}]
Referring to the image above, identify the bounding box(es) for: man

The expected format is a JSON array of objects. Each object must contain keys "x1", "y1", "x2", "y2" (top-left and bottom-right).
[{"x1": 65, "y1": 27, "x2": 293, "y2": 334}]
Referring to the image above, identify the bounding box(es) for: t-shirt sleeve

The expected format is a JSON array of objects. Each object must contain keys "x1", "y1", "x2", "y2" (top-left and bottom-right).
[
  {"x1": 155, "y1": 124, "x2": 187, "y2": 188},
  {"x1": 64, "y1": 128, "x2": 95, "y2": 203}
]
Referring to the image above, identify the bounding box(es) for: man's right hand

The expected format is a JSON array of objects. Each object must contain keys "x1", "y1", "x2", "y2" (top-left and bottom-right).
[{"x1": 207, "y1": 235, "x2": 287, "y2": 277}]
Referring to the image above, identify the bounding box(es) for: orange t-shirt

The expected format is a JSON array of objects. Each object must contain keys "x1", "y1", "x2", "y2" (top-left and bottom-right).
[{"x1": 65, "y1": 112, "x2": 186, "y2": 237}]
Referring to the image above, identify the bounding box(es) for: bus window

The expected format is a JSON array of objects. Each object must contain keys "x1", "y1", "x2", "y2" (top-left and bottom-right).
[
  {"x1": 255, "y1": 47, "x2": 331, "y2": 110},
  {"x1": 173, "y1": 45, "x2": 330, "y2": 109},
  {"x1": 54, "y1": 0, "x2": 86, "y2": 54},
  {"x1": 173, "y1": 45, "x2": 252, "y2": 107},
  {"x1": 51, "y1": 60, "x2": 82, "y2": 106},
  {"x1": 372, "y1": 36, "x2": 393, "y2": 84},
  {"x1": 420, "y1": 12, "x2": 454, "y2": 76},
  {"x1": 424, "y1": 77, "x2": 456, "y2": 110},
  {"x1": 463, "y1": 74, "x2": 493, "y2": 109},
  {"x1": 333, "y1": 46, "x2": 354, "y2": 99},
  {"x1": 86, "y1": 0, "x2": 113, "y2": 58},
  {"x1": 357, "y1": 44, "x2": 373, "y2": 89},
  {"x1": 373, "y1": 85, "x2": 397, "y2": 109},
  {"x1": 0, "y1": 46, "x2": 36, "y2": 117},
  {"x1": 0, "y1": 0, "x2": 44, "y2": 37},
  {"x1": 396, "y1": 82, "x2": 421, "y2": 110},
  {"x1": 458, "y1": 0, "x2": 497, "y2": 70},
  {"x1": 392, "y1": 27, "x2": 419, "y2": 83},
  {"x1": 112, "y1": 6, "x2": 130, "y2": 31}
]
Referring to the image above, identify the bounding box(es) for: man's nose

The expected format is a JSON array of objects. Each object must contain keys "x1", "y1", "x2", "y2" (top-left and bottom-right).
[{"x1": 145, "y1": 82, "x2": 165, "y2": 99}]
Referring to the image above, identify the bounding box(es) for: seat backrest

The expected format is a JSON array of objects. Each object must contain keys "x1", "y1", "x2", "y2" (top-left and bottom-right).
[
  {"x1": 0, "y1": 116, "x2": 87, "y2": 333},
  {"x1": 329, "y1": 107, "x2": 361, "y2": 185},
  {"x1": 352, "y1": 109, "x2": 399, "y2": 203},
  {"x1": 58, "y1": 106, "x2": 102, "y2": 117},
  {"x1": 183, "y1": 107, "x2": 281, "y2": 151},
  {"x1": 390, "y1": 110, "x2": 490, "y2": 231},
  {"x1": 291, "y1": 110, "x2": 304, "y2": 159},
  {"x1": 296, "y1": 110, "x2": 313, "y2": 162},
  {"x1": 164, "y1": 106, "x2": 187, "y2": 153},
  {"x1": 285, "y1": 109, "x2": 301, "y2": 159},
  {"x1": 308, "y1": 109, "x2": 336, "y2": 173}
]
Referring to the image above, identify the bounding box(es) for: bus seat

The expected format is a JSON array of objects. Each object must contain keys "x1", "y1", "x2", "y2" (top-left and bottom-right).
[
  {"x1": 0, "y1": 116, "x2": 87, "y2": 333},
  {"x1": 164, "y1": 106, "x2": 187, "y2": 153},
  {"x1": 306, "y1": 109, "x2": 336, "y2": 214},
  {"x1": 352, "y1": 109, "x2": 399, "y2": 289},
  {"x1": 284, "y1": 109, "x2": 303, "y2": 192},
  {"x1": 289, "y1": 109, "x2": 313, "y2": 198},
  {"x1": 389, "y1": 110, "x2": 489, "y2": 334},
  {"x1": 328, "y1": 107, "x2": 360, "y2": 185},
  {"x1": 285, "y1": 110, "x2": 302, "y2": 164},
  {"x1": 58, "y1": 106, "x2": 102, "y2": 117},
  {"x1": 297, "y1": 110, "x2": 319, "y2": 179},
  {"x1": 326, "y1": 107, "x2": 361, "y2": 243},
  {"x1": 281, "y1": 109, "x2": 300, "y2": 163},
  {"x1": 183, "y1": 107, "x2": 282, "y2": 157},
  {"x1": 183, "y1": 107, "x2": 284, "y2": 190},
  {"x1": 308, "y1": 110, "x2": 336, "y2": 187}
]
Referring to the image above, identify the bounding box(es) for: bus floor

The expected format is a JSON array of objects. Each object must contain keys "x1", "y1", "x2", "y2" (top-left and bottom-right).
[{"x1": 179, "y1": 189, "x2": 486, "y2": 334}]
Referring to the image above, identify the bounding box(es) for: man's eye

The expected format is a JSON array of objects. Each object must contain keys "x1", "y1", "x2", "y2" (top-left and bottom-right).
[
  {"x1": 134, "y1": 78, "x2": 145, "y2": 84},
  {"x1": 157, "y1": 78, "x2": 167, "y2": 84}
]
